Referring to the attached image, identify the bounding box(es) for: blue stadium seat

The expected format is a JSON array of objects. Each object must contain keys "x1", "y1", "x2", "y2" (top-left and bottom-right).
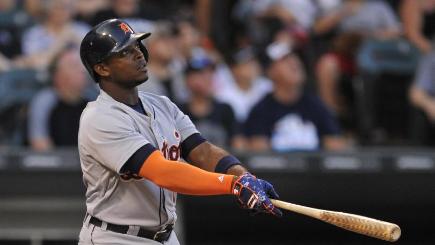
[
  {"x1": 0, "y1": 69, "x2": 46, "y2": 111},
  {"x1": 354, "y1": 38, "x2": 420, "y2": 145},
  {"x1": 0, "y1": 68, "x2": 47, "y2": 145}
]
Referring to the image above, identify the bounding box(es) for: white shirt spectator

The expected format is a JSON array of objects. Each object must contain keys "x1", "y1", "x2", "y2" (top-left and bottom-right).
[
  {"x1": 214, "y1": 64, "x2": 272, "y2": 123},
  {"x1": 235, "y1": 0, "x2": 343, "y2": 31},
  {"x1": 339, "y1": 1, "x2": 401, "y2": 35},
  {"x1": 22, "y1": 22, "x2": 90, "y2": 55}
]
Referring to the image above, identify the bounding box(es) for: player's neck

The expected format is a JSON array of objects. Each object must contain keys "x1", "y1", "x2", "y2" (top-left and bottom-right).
[{"x1": 100, "y1": 83, "x2": 139, "y2": 105}]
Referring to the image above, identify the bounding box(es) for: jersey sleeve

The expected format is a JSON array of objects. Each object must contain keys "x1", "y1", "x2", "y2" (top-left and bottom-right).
[{"x1": 81, "y1": 111, "x2": 150, "y2": 173}]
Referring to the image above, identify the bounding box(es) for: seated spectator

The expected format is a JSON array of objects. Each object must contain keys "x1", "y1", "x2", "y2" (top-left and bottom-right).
[
  {"x1": 173, "y1": 17, "x2": 216, "y2": 62},
  {"x1": 0, "y1": 0, "x2": 33, "y2": 59},
  {"x1": 173, "y1": 17, "x2": 221, "y2": 103},
  {"x1": 74, "y1": 0, "x2": 109, "y2": 24},
  {"x1": 0, "y1": 0, "x2": 34, "y2": 71},
  {"x1": 28, "y1": 48, "x2": 93, "y2": 151},
  {"x1": 409, "y1": 51, "x2": 435, "y2": 145},
  {"x1": 138, "y1": 22, "x2": 187, "y2": 104},
  {"x1": 316, "y1": 32, "x2": 363, "y2": 132},
  {"x1": 245, "y1": 41, "x2": 347, "y2": 152},
  {"x1": 23, "y1": 0, "x2": 45, "y2": 20},
  {"x1": 90, "y1": 0, "x2": 154, "y2": 32},
  {"x1": 400, "y1": 0, "x2": 435, "y2": 53},
  {"x1": 215, "y1": 46, "x2": 272, "y2": 123},
  {"x1": 233, "y1": 0, "x2": 316, "y2": 47},
  {"x1": 314, "y1": 0, "x2": 401, "y2": 39},
  {"x1": 179, "y1": 54, "x2": 246, "y2": 149},
  {"x1": 19, "y1": 0, "x2": 89, "y2": 69}
]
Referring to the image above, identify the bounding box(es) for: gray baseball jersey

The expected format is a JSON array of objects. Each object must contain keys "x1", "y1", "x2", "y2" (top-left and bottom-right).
[{"x1": 78, "y1": 89, "x2": 198, "y2": 230}]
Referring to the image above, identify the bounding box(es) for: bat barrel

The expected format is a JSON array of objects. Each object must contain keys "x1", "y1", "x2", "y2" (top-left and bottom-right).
[{"x1": 321, "y1": 211, "x2": 401, "y2": 242}]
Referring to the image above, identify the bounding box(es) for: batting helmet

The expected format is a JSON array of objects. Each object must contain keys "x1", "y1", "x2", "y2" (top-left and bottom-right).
[{"x1": 80, "y1": 19, "x2": 151, "y2": 82}]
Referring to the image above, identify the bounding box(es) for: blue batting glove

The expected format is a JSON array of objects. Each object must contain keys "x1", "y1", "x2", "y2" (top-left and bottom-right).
[{"x1": 232, "y1": 173, "x2": 282, "y2": 217}]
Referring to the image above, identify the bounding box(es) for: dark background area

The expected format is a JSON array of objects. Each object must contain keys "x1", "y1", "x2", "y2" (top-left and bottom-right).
[{"x1": 0, "y1": 149, "x2": 433, "y2": 245}]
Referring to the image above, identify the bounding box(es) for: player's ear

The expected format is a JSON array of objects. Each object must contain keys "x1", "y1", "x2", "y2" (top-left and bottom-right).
[{"x1": 93, "y1": 63, "x2": 110, "y2": 77}]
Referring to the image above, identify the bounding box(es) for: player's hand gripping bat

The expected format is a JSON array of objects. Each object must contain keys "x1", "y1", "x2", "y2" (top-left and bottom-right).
[{"x1": 271, "y1": 199, "x2": 401, "y2": 242}]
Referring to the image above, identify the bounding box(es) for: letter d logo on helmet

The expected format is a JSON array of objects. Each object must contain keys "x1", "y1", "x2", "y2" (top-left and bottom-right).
[{"x1": 80, "y1": 19, "x2": 151, "y2": 82}]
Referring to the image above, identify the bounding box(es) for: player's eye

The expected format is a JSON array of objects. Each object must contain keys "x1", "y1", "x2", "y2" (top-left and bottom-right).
[
  {"x1": 120, "y1": 48, "x2": 132, "y2": 56},
  {"x1": 119, "y1": 44, "x2": 140, "y2": 57}
]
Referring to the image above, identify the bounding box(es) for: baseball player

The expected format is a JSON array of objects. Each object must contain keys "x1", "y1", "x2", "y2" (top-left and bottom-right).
[{"x1": 77, "y1": 19, "x2": 282, "y2": 245}]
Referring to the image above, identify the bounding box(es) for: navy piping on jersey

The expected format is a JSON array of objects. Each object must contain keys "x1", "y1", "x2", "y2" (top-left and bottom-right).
[
  {"x1": 121, "y1": 134, "x2": 206, "y2": 174},
  {"x1": 121, "y1": 144, "x2": 156, "y2": 174},
  {"x1": 180, "y1": 133, "x2": 206, "y2": 160}
]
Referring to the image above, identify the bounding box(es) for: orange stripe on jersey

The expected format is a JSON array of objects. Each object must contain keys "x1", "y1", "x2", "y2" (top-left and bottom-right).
[{"x1": 138, "y1": 150, "x2": 235, "y2": 195}]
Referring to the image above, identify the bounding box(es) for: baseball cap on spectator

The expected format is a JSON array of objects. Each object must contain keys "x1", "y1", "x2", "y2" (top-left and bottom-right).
[
  {"x1": 184, "y1": 53, "x2": 215, "y2": 74},
  {"x1": 259, "y1": 41, "x2": 293, "y2": 69},
  {"x1": 226, "y1": 46, "x2": 257, "y2": 67}
]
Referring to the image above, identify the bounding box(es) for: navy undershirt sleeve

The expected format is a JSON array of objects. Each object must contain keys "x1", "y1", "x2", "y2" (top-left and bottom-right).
[
  {"x1": 181, "y1": 133, "x2": 206, "y2": 160},
  {"x1": 120, "y1": 143, "x2": 157, "y2": 174}
]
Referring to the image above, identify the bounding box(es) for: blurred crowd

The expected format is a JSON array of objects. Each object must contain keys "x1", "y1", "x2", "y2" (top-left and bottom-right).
[{"x1": 0, "y1": 0, "x2": 434, "y2": 152}]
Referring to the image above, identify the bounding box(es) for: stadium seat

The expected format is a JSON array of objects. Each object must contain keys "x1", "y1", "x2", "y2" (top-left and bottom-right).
[
  {"x1": 354, "y1": 38, "x2": 420, "y2": 145},
  {"x1": 0, "y1": 69, "x2": 47, "y2": 145}
]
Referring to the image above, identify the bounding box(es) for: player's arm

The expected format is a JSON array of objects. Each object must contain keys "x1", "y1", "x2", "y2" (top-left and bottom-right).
[
  {"x1": 121, "y1": 144, "x2": 235, "y2": 195},
  {"x1": 180, "y1": 133, "x2": 248, "y2": 176},
  {"x1": 121, "y1": 143, "x2": 281, "y2": 216}
]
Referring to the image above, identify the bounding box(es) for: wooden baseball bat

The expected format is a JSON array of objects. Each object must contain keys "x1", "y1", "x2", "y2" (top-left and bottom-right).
[{"x1": 271, "y1": 199, "x2": 401, "y2": 242}]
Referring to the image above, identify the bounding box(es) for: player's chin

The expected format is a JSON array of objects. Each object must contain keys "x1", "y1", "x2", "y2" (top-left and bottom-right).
[
  {"x1": 133, "y1": 73, "x2": 148, "y2": 86},
  {"x1": 139, "y1": 73, "x2": 149, "y2": 82},
  {"x1": 133, "y1": 70, "x2": 148, "y2": 83}
]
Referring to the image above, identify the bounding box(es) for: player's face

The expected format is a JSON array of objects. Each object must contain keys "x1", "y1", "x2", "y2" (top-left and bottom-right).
[{"x1": 101, "y1": 42, "x2": 148, "y2": 88}]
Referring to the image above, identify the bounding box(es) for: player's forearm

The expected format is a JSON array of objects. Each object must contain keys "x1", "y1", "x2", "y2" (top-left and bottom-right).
[
  {"x1": 187, "y1": 141, "x2": 226, "y2": 171},
  {"x1": 139, "y1": 151, "x2": 235, "y2": 195},
  {"x1": 187, "y1": 141, "x2": 248, "y2": 175}
]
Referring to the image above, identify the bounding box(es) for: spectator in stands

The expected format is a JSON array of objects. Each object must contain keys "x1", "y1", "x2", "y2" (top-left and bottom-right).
[
  {"x1": 0, "y1": 0, "x2": 34, "y2": 71},
  {"x1": 174, "y1": 18, "x2": 203, "y2": 61},
  {"x1": 215, "y1": 46, "x2": 272, "y2": 123},
  {"x1": 179, "y1": 54, "x2": 246, "y2": 149},
  {"x1": 173, "y1": 17, "x2": 222, "y2": 103},
  {"x1": 90, "y1": 0, "x2": 154, "y2": 33},
  {"x1": 234, "y1": 0, "x2": 317, "y2": 32},
  {"x1": 245, "y1": 41, "x2": 346, "y2": 152},
  {"x1": 409, "y1": 51, "x2": 435, "y2": 145},
  {"x1": 138, "y1": 22, "x2": 187, "y2": 103},
  {"x1": 75, "y1": 0, "x2": 109, "y2": 24},
  {"x1": 19, "y1": 0, "x2": 89, "y2": 70},
  {"x1": 400, "y1": 0, "x2": 435, "y2": 53},
  {"x1": 233, "y1": 0, "x2": 316, "y2": 48},
  {"x1": 0, "y1": 0, "x2": 33, "y2": 58},
  {"x1": 316, "y1": 32, "x2": 363, "y2": 132},
  {"x1": 313, "y1": 0, "x2": 401, "y2": 39},
  {"x1": 23, "y1": 0, "x2": 45, "y2": 20},
  {"x1": 28, "y1": 47, "x2": 92, "y2": 151}
]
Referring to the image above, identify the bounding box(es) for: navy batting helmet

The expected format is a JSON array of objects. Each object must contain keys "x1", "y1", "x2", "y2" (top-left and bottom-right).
[{"x1": 80, "y1": 19, "x2": 151, "y2": 82}]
